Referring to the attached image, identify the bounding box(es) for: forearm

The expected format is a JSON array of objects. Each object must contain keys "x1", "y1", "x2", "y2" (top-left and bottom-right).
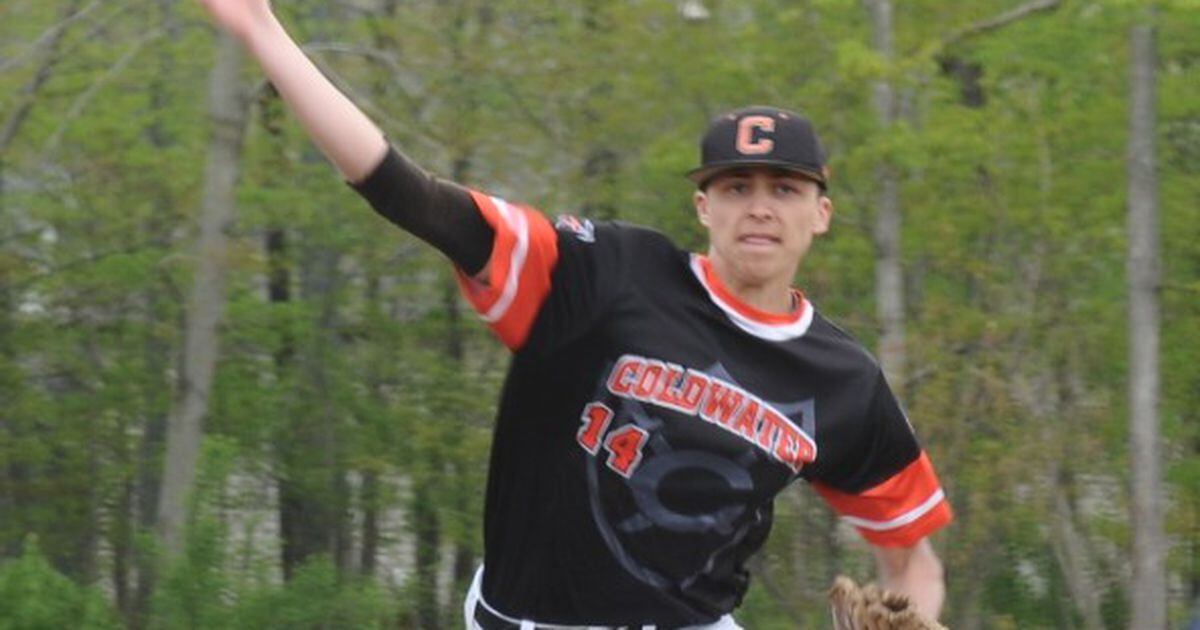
[
  {"x1": 236, "y1": 13, "x2": 386, "y2": 182},
  {"x1": 874, "y1": 540, "x2": 945, "y2": 620}
]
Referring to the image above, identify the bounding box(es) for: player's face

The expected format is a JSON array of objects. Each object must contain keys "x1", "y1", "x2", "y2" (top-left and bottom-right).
[{"x1": 694, "y1": 167, "x2": 832, "y2": 295}]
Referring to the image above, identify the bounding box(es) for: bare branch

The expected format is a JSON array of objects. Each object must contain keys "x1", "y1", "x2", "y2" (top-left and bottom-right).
[
  {"x1": 301, "y1": 48, "x2": 450, "y2": 151},
  {"x1": 498, "y1": 78, "x2": 563, "y2": 146},
  {"x1": 747, "y1": 555, "x2": 806, "y2": 625},
  {"x1": 0, "y1": 0, "x2": 100, "y2": 74},
  {"x1": 9, "y1": 238, "x2": 166, "y2": 292},
  {"x1": 942, "y1": 0, "x2": 1061, "y2": 48},
  {"x1": 302, "y1": 42, "x2": 405, "y2": 76},
  {"x1": 0, "y1": 0, "x2": 84, "y2": 154},
  {"x1": 41, "y1": 28, "x2": 165, "y2": 157}
]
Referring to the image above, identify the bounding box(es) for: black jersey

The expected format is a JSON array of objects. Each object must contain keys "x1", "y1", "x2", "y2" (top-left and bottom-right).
[{"x1": 454, "y1": 190, "x2": 953, "y2": 627}]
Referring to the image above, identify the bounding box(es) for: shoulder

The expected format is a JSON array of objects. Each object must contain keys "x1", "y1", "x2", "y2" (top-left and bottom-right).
[
  {"x1": 553, "y1": 215, "x2": 673, "y2": 244},
  {"x1": 552, "y1": 215, "x2": 682, "y2": 260},
  {"x1": 805, "y1": 308, "x2": 884, "y2": 378}
]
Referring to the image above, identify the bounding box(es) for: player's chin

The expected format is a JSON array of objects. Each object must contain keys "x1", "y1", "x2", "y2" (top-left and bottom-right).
[
  {"x1": 733, "y1": 257, "x2": 789, "y2": 286},
  {"x1": 732, "y1": 241, "x2": 783, "y2": 263}
]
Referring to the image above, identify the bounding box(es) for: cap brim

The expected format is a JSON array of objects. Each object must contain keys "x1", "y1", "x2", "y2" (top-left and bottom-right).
[{"x1": 686, "y1": 160, "x2": 826, "y2": 188}]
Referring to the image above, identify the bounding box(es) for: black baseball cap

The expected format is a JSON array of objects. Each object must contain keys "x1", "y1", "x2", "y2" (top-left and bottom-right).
[{"x1": 687, "y1": 105, "x2": 829, "y2": 190}]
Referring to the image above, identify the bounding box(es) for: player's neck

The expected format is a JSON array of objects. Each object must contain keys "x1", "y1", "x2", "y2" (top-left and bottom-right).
[{"x1": 706, "y1": 256, "x2": 797, "y2": 315}]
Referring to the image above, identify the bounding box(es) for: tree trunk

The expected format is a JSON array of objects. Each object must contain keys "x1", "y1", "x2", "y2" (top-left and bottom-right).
[
  {"x1": 1051, "y1": 487, "x2": 1105, "y2": 630},
  {"x1": 441, "y1": 273, "x2": 478, "y2": 616},
  {"x1": 413, "y1": 476, "x2": 442, "y2": 629},
  {"x1": 359, "y1": 468, "x2": 380, "y2": 578},
  {"x1": 579, "y1": 0, "x2": 617, "y2": 220},
  {"x1": 131, "y1": 1, "x2": 180, "y2": 621},
  {"x1": 279, "y1": 243, "x2": 352, "y2": 579},
  {"x1": 358, "y1": 267, "x2": 386, "y2": 579},
  {"x1": 113, "y1": 473, "x2": 133, "y2": 618},
  {"x1": 1126, "y1": 13, "x2": 1166, "y2": 630},
  {"x1": 155, "y1": 31, "x2": 249, "y2": 561},
  {"x1": 865, "y1": 0, "x2": 905, "y2": 387}
]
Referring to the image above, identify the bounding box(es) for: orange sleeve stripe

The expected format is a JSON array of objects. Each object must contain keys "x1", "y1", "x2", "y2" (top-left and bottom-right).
[
  {"x1": 856, "y1": 500, "x2": 952, "y2": 547},
  {"x1": 812, "y1": 451, "x2": 953, "y2": 546},
  {"x1": 455, "y1": 190, "x2": 558, "y2": 350},
  {"x1": 456, "y1": 192, "x2": 516, "y2": 314}
]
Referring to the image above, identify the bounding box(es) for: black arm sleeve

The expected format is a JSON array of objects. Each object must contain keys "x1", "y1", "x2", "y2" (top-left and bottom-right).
[{"x1": 349, "y1": 146, "x2": 494, "y2": 275}]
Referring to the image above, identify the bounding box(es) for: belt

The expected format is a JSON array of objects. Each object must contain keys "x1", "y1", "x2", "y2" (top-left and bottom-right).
[
  {"x1": 472, "y1": 600, "x2": 652, "y2": 630},
  {"x1": 472, "y1": 600, "x2": 532, "y2": 629}
]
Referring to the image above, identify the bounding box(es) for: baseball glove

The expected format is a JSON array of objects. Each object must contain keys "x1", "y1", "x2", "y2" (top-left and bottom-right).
[{"x1": 827, "y1": 575, "x2": 947, "y2": 630}]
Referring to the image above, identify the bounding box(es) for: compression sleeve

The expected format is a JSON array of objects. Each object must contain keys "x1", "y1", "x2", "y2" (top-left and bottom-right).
[{"x1": 350, "y1": 146, "x2": 494, "y2": 275}]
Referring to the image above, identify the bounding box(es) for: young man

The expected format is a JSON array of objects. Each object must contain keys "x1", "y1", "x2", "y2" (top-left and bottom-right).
[{"x1": 197, "y1": 1, "x2": 952, "y2": 628}]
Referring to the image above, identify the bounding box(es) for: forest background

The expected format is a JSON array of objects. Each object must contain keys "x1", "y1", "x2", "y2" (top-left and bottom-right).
[{"x1": 1, "y1": 0, "x2": 1197, "y2": 628}]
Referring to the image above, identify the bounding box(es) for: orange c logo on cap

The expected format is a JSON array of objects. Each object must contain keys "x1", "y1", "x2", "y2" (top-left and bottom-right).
[{"x1": 736, "y1": 116, "x2": 775, "y2": 155}]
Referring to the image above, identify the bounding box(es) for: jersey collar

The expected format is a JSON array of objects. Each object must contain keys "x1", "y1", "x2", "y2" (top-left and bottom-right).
[{"x1": 690, "y1": 255, "x2": 815, "y2": 341}]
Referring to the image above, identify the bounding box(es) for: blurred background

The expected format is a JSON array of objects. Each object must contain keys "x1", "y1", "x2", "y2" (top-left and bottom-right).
[{"x1": 0, "y1": 0, "x2": 1197, "y2": 628}]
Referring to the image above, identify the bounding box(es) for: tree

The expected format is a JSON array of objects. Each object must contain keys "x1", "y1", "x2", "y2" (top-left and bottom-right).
[
  {"x1": 1126, "y1": 7, "x2": 1166, "y2": 629},
  {"x1": 864, "y1": 0, "x2": 907, "y2": 388},
  {"x1": 156, "y1": 30, "x2": 250, "y2": 561}
]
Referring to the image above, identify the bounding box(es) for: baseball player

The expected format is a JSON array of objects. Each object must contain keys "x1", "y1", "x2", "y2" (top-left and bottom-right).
[{"x1": 198, "y1": 1, "x2": 953, "y2": 628}]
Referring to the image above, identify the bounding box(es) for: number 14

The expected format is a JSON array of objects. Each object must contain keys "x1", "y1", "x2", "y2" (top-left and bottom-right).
[{"x1": 576, "y1": 402, "x2": 648, "y2": 478}]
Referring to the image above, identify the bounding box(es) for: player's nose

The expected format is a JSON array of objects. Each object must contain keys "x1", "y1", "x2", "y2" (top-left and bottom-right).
[{"x1": 745, "y1": 186, "x2": 777, "y2": 220}]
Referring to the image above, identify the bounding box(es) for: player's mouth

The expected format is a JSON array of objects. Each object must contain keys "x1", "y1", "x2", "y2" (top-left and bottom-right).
[{"x1": 737, "y1": 234, "x2": 781, "y2": 247}]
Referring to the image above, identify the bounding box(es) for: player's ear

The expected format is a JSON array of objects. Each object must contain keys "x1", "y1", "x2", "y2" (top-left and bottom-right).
[
  {"x1": 813, "y1": 194, "x2": 833, "y2": 236},
  {"x1": 694, "y1": 190, "x2": 711, "y2": 228}
]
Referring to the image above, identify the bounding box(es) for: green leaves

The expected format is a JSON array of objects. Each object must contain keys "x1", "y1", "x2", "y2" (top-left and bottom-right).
[
  {"x1": 0, "y1": 538, "x2": 120, "y2": 630},
  {"x1": 0, "y1": 0, "x2": 1197, "y2": 626}
]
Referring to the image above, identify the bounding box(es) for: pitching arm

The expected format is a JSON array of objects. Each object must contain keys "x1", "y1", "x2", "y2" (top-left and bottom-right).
[
  {"x1": 197, "y1": 0, "x2": 493, "y2": 275},
  {"x1": 197, "y1": 0, "x2": 384, "y2": 181}
]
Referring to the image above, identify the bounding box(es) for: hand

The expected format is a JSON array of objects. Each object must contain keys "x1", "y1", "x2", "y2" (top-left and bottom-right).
[
  {"x1": 196, "y1": 0, "x2": 278, "y2": 42},
  {"x1": 829, "y1": 576, "x2": 947, "y2": 630}
]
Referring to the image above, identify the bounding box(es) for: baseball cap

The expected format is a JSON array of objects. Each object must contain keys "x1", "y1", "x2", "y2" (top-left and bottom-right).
[{"x1": 686, "y1": 105, "x2": 829, "y2": 190}]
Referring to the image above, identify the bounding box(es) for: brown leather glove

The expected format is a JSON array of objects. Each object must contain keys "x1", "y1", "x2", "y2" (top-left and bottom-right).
[{"x1": 828, "y1": 575, "x2": 948, "y2": 630}]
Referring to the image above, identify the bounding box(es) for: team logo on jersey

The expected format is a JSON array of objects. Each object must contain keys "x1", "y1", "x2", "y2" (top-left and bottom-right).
[
  {"x1": 554, "y1": 214, "x2": 595, "y2": 242},
  {"x1": 577, "y1": 357, "x2": 817, "y2": 607}
]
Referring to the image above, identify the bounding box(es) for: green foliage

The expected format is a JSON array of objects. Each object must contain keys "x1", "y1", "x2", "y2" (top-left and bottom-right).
[
  {"x1": 1, "y1": 0, "x2": 1197, "y2": 627},
  {"x1": 151, "y1": 517, "x2": 232, "y2": 630},
  {"x1": 229, "y1": 558, "x2": 393, "y2": 629},
  {"x1": 0, "y1": 538, "x2": 120, "y2": 630},
  {"x1": 152, "y1": 521, "x2": 398, "y2": 629}
]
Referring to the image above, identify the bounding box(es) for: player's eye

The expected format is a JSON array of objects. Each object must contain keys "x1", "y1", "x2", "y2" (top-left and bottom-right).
[
  {"x1": 775, "y1": 183, "x2": 798, "y2": 195},
  {"x1": 726, "y1": 181, "x2": 749, "y2": 194}
]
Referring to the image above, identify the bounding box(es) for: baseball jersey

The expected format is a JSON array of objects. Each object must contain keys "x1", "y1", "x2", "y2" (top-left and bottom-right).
[{"x1": 455, "y1": 190, "x2": 953, "y2": 627}]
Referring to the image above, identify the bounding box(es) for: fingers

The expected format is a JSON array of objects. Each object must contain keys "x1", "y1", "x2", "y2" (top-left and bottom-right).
[{"x1": 830, "y1": 576, "x2": 948, "y2": 630}]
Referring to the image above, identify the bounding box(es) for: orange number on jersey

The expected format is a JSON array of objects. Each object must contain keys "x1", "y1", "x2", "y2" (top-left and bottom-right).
[
  {"x1": 603, "y1": 425, "x2": 649, "y2": 478},
  {"x1": 577, "y1": 402, "x2": 613, "y2": 455}
]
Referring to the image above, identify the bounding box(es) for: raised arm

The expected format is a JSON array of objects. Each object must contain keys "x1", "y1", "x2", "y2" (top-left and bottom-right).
[
  {"x1": 196, "y1": 0, "x2": 495, "y2": 275},
  {"x1": 197, "y1": 0, "x2": 386, "y2": 182}
]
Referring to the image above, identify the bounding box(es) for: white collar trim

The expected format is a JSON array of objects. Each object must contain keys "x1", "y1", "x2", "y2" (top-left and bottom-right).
[{"x1": 689, "y1": 255, "x2": 815, "y2": 342}]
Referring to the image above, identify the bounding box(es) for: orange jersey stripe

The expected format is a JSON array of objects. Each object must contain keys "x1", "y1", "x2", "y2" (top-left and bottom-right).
[
  {"x1": 456, "y1": 190, "x2": 559, "y2": 350},
  {"x1": 812, "y1": 451, "x2": 953, "y2": 547},
  {"x1": 696, "y1": 255, "x2": 806, "y2": 326}
]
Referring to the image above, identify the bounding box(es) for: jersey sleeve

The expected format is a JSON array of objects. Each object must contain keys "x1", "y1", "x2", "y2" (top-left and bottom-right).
[
  {"x1": 809, "y1": 372, "x2": 953, "y2": 547},
  {"x1": 454, "y1": 190, "x2": 559, "y2": 350},
  {"x1": 454, "y1": 191, "x2": 627, "y2": 353}
]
